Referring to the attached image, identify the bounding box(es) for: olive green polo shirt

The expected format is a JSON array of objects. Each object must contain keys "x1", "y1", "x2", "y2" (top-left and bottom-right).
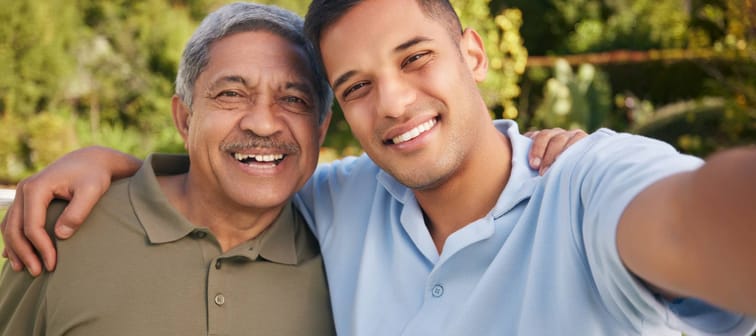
[{"x1": 0, "y1": 154, "x2": 334, "y2": 336}]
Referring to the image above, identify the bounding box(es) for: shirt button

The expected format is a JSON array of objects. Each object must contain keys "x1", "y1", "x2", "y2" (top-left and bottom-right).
[
  {"x1": 214, "y1": 294, "x2": 225, "y2": 306},
  {"x1": 215, "y1": 260, "x2": 222, "y2": 270},
  {"x1": 431, "y1": 284, "x2": 444, "y2": 297},
  {"x1": 192, "y1": 231, "x2": 207, "y2": 239}
]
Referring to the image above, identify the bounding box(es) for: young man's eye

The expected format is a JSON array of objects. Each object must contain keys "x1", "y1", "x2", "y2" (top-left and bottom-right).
[
  {"x1": 343, "y1": 81, "x2": 369, "y2": 100},
  {"x1": 279, "y1": 95, "x2": 314, "y2": 114},
  {"x1": 401, "y1": 51, "x2": 431, "y2": 69}
]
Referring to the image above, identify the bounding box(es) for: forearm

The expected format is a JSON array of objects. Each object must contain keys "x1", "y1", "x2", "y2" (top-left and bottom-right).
[
  {"x1": 619, "y1": 146, "x2": 756, "y2": 315},
  {"x1": 80, "y1": 146, "x2": 142, "y2": 180},
  {"x1": 1, "y1": 146, "x2": 142, "y2": 275},
  {"x1": 679, "y1": 147, "x2": 756, "y2": 313}
]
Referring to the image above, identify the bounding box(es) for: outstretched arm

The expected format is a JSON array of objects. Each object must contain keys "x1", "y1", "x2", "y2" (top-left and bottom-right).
[
  {"x1": 618, "y1": 146, "x2": 756, "y2": 316},
  {"x1": 0, "y1": 146, "x2": 141, "y2": 275}
]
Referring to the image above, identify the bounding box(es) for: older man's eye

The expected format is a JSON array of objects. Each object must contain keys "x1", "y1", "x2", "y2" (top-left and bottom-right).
[
  {"x1": 279, "y1": 95, "x2": 314, "y2": 114},
  {"x1": 216, "y1": 91, "x2": 241, "y2": 98},
  {"x1": 281, "y1": 96, "x2": 307, "y2": 105}
]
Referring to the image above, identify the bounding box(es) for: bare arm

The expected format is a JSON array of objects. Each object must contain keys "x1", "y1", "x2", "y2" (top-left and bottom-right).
[
  {"x1": 617, "y1": 146, "x2": 756, "y2": 316},
  {"x1": 0, "y1": 146, "x2": 141, "y2": 275}
]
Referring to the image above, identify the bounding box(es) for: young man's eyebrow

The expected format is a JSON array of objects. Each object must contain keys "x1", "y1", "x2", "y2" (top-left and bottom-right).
[
  {"x1": 394, "y1": 36, "x2": 432, "y2": 53},
  {"x1": 332, "y1": 70, "x2": 357, "y2": 94}
]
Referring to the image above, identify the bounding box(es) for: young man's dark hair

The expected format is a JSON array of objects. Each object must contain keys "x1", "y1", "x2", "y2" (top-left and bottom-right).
[{"x1": 304, "y1": 0, "x2": 463, "y2": 78}]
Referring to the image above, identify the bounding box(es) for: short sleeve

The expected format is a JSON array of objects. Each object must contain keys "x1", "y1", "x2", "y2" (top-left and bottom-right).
[{"x1": 569, "y1": 130, "x2": 754, "y2": 335}]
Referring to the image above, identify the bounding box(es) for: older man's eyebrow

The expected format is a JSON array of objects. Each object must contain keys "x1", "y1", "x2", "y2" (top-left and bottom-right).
[
  {"x1": 207, "y1": 75, "x2": 247, "y2": 92},
  {"x1": 285, "y1": 81, "x2": 313, "y2": 95}
]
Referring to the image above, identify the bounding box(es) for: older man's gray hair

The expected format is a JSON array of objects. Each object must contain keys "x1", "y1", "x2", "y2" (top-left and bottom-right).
[{"x1": 175, "y1": 2, "x2": 333, "y2": 123}]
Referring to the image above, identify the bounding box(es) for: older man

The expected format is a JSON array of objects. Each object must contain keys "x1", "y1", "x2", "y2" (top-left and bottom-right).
[{"x1": 0, "y1": 3, "x2": 335, "y2": 335}]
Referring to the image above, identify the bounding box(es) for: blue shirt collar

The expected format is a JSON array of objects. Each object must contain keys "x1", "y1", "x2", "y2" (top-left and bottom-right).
[{"x1": 375, "y1": 119, "x2": 539, "y2": 213}]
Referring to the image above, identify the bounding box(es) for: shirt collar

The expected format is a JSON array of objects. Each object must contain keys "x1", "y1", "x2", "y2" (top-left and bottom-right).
[
  {"x1": 489, "y1": 120, "x2": 540, "y2": 218},
  {"x1": 129, "y1": 154, "x2": 195, "y2": 244},
  {"x1": 129, "y1": 153, "x2": 299, "y2": 265},
  {"x1": 256, "y1": 202, "x2": 299, "y2": 265},
  {"x1": 375, "y1": 120, "x2": 540, "y2": 212}
]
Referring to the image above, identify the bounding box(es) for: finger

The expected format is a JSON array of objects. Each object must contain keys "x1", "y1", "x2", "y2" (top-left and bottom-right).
[
  {"x1": 523, "y1": 130, "x2": 539, "y2": 138},
  {"x1": 21, "y1": 181, "x2": 57, "y2": 272},
  {"x1": 2, "y1": 206, "x2": 25, "y2": 273},
  {"x1": 55, "y1": 183, "x2": 106, "y2": 240},
  {"x1": 528, "y1": 129, "x2": 564, "y2": 169},
  {"x1": 539, "y1": 134, "x2": 571, "y2": 175},
  {"x1": 565, "y1": 130, "x2": 588, "y2": 148},
  {"x1": 2, "y1": 191, "x2": 38, "y2": 274},
  {"x1": 538, "y1": 129, "x2": 588, "y2": 175},
  {"x1": 4, "y1": 246, "x2": 24, "y2": 272}
]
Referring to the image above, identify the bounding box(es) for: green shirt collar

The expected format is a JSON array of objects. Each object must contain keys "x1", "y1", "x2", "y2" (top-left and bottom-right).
[{"x1": 129, "y1": 153, "x2": 299, "y2": 265}]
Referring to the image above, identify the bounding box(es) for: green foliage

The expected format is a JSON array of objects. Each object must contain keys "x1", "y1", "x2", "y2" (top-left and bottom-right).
[
  {"x1": 502, "y1": 0, "x2": 690, "y2": 55},
  {"x1": 532, "y1": 59, "x2": 613, "y2": 131},
  {"x1": 26, "y1": 112, "x2": 79, "y2": 172},
  {"x1": 0, "y1": 0, "x2": 752, "y2": 182},
  {"x1": 0, "y1": 207, "x2": 5, "y2": 268},
  {"x1": 631, "y1": 97, "x2": 755, "y2": 156},
  {"x1": 0, "y1": 0, "x2": 192, "y2": 183},
  {"x1": 0, "y1": 116, "x2": 25, "y2": 183},
  {"x1": 254, "y1": 0, "x2": 309, "y2": 15},
  {"x1": 0, "y1": 0, "x2": 81, "y2": 117},
  {"x1": 453, "y1": 1, "x2": 528, "y2": 119}
]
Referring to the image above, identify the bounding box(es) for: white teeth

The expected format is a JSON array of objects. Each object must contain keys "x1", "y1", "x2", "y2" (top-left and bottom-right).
[
  {"x1": 234, "y1": 153, "x2": 284, "y2": 163},
  {"x1": 391, "y1": 119, "x2": 437, "y2": 144}
]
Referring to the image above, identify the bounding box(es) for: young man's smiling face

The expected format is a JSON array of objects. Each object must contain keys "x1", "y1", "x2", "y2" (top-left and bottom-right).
[
  {"x1": 175, "y1": 30, "x2": 328, "y2": 212},
  {"x1": 319, "y1": 0, "x2": 491, "y2": 191}
]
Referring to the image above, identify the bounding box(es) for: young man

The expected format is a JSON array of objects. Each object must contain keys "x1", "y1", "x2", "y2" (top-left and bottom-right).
[
  {"x1": 8, "y1": 0, "x2": 753, "y2": 335},
  {"x1": 0, "y1": 3, "x2": 336, "y2": 335}
]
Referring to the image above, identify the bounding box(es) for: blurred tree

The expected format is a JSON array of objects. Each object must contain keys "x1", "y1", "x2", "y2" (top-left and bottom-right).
[
  {"x1": 255, "y1": 0, "x2": 308, "y2": 15},
  {"x1": 453, "y1": 0, "x2": 528, "y2": 119},
  {"x1": 0, "y1": 0, "x2": 82, "y2": 182},
  {"x1": 71, "y1": 0, "x2": 194, "y2": 140},
  {"x1": 0, "y1": 0, "x2": 81, "y2": 118},
  {"x1": 498, "y1": 0, "x2": 690, "y2": 55},
  {"x1": 531, "y1": 59, "x2": 613, "y2": 131}
]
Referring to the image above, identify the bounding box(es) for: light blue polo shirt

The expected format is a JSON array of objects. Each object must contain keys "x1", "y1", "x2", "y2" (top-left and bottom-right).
[{"x1": 295, "y1": 120, "x2": 755, "y2": 336}]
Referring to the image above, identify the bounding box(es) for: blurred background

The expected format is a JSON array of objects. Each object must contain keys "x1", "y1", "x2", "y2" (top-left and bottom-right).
[{"x1": 0, "y1": 0, "x2": 754, "y2": 257}]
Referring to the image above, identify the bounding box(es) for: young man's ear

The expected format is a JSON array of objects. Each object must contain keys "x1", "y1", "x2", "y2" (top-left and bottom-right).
[
  {"x1": 460, "y1": 28, "x2": 488, "y2": 82},
  {"x1": 317, "y1": 110, "x2": 333, "y2": 147},
  {"x1": 171, "y1": 95, "x2": 191, "y2": 150}
]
